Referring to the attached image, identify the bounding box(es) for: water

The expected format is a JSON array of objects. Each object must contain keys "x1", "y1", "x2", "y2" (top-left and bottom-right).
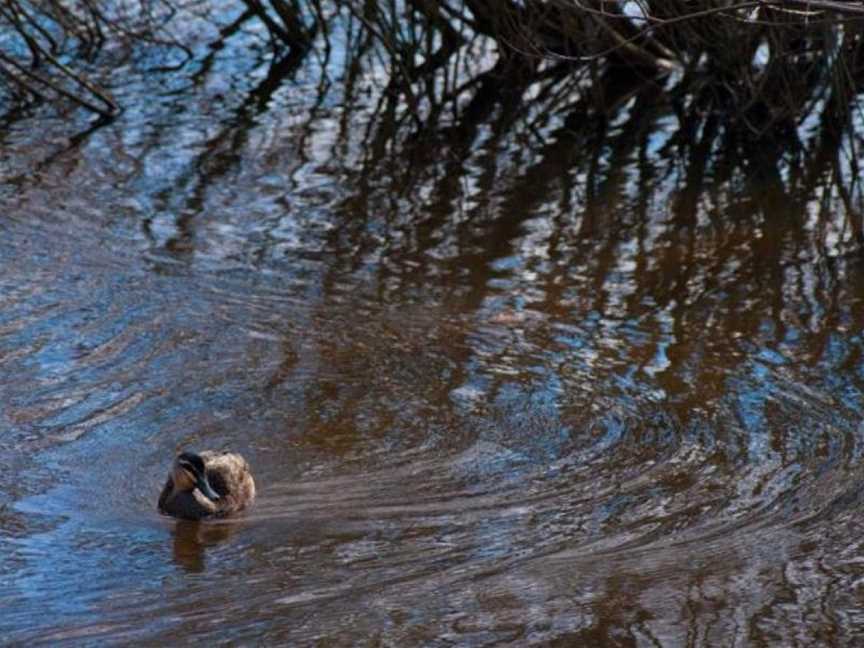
[{"x1": 2, "y1": 13, "x2": 864, "y2": 645}]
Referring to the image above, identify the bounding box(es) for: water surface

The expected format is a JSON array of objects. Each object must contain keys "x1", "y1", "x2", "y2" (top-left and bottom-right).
[{"x1": 2, "y1": 13, "x2": 864, "y2": 645}]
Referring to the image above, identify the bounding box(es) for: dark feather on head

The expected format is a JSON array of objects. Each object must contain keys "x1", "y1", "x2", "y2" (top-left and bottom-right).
[{"x1": 177, "y1": 452, "x2": 206, "y2": 476}]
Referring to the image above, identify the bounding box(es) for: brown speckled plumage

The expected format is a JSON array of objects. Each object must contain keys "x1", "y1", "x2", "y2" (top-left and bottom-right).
[{"x1": 158, "y1": 451, "x2": 256, "y2": 521}]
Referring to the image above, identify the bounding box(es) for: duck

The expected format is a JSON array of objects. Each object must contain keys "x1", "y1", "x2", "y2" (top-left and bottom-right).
[{"x1": 158, "y1": 450, "x2": 256, "y2": 520}]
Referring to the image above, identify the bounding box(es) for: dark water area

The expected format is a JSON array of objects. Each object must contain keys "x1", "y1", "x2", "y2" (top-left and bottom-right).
[{"x1": 3, "y1": 10, "x2": 864, "y2": 646}]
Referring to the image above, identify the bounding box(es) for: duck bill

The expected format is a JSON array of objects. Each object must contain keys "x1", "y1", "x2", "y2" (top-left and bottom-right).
[{"x1": 196, "y1": 475, "x2": 221, "y2": 502}]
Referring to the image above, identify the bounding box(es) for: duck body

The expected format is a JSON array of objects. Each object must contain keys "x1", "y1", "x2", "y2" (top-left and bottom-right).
[{"x1": 158, "y1": 450, "x2": 256, "y2": 521}]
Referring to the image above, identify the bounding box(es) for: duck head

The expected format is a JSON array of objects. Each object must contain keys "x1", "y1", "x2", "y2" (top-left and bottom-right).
[{"x1": 173, "y1": 452, "x2": 221, "y2": 502}]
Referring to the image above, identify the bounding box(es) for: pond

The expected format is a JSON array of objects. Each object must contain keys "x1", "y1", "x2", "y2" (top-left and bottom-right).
[{"x1": 2, "y1": 8, "x2": 864, "y2": 645}]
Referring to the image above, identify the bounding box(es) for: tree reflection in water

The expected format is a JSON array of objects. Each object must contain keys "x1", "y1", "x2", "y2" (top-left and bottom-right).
[{"x1": 1, "y1": 3, "x2": 864, "y2": 645}]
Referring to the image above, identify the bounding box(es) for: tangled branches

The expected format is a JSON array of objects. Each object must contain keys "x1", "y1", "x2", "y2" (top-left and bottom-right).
[
  {"x1": 0, "y1": 0, "x2": 175, "y2": 116},
  {"x1": 2, "y1": 0, "x2": 864, "y2": 138},
  {"x1": 328, "y1": 0, "x2": 864, "y2": 138}
]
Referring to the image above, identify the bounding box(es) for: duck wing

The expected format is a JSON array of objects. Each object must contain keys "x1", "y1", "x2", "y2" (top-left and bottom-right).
[{"x1": 200, "y1": 451, "x2": 255, "y2": 513}]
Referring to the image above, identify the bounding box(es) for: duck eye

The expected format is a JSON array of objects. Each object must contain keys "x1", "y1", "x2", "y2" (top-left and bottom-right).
[{"x1": 178, "y1": 460, "x2": 197, "y2": 475}]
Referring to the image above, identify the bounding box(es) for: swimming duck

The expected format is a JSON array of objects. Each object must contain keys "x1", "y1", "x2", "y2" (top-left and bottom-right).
[{"x1": 158, "y1": 451, "x2": 256, "y2": 520}]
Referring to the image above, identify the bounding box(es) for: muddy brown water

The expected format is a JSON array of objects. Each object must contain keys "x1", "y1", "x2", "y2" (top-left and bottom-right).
[{"x1": 2, "y1": 23, "x2": 864, "y2": 647}]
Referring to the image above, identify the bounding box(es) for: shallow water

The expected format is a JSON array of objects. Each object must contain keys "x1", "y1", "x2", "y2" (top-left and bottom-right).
[{"x1": 3, "y1": 14, "x2": 864, "y2": 646}]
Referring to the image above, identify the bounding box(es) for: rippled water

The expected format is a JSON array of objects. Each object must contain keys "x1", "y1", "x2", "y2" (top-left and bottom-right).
[{"x1": 3, "y1": 16, "x2": 864, "y2": 645}]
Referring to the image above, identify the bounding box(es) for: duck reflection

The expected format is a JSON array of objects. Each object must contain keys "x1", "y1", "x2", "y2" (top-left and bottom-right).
[{"x1": 170, "y1": 519, "x2": 237, "y2": 573}]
